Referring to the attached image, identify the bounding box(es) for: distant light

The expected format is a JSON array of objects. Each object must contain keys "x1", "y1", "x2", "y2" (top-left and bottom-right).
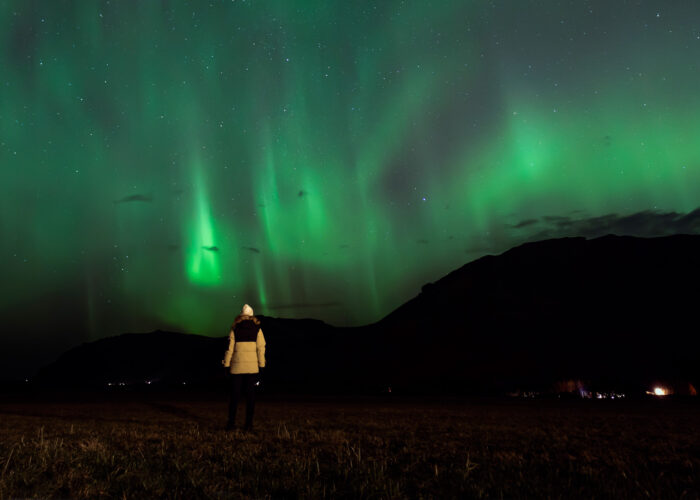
[{"x1": 647, "y1": 386, "x2": 670, "y2": 396}]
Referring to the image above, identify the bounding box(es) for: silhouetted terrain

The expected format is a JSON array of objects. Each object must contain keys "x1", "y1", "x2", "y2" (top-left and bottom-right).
[
  {"x1": 374, "y1": 233, "x2": 700, "y2": 393},
  {"x1": 36, "y1": 234, "x2": 700, "y2": 394},
  {"x1": 35, "y1": 319, "x2": 345, "y2": 391}
]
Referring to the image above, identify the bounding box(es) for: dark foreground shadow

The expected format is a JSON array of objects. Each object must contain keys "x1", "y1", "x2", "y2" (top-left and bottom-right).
[{"x1": 143, "y1": 401, "x2": 219, "y2": 429}]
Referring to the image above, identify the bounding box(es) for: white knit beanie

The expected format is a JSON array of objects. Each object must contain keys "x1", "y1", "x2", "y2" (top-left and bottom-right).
[{"x1": 241, "y1": 304, "x2": 254, "y2": 316}]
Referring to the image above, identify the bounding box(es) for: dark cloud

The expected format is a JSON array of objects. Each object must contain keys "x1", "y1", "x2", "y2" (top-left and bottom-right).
[
  {"x1": 202, "y1": 246, "x2": 219, "y2": 252},
  {"x1": 113, "y1": 194, "x2": 153, "y2": 204},
  {"x1": 542, "y1": 215, "x2": 571, "y2": 224},
  {"x1": 513, "y1": 207, "x2": 700, "y2": 241},
  {"x1": 266, "y1": 302, "x2": 341, "y2": 310},
  {"x1": 511, "y1": 218, "x2": 538, "y2": 229},
  {"x1": 242, "y1": 246, "x2": 260, "y2": 254}
]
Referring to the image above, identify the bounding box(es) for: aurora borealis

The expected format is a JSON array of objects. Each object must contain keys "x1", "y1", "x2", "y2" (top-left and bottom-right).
[{"x1": 2, "y1": 1, "x2": 700, "y2": 376}]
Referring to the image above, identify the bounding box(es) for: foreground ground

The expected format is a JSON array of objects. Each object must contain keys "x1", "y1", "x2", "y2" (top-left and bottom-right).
[{"x1": 0, "y1": 392, "x2": 698, "y2": 499}]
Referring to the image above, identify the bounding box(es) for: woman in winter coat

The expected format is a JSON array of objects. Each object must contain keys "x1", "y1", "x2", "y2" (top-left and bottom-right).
[{"x1": 222, "y1": 304, "x2": 266, "y2": 431}]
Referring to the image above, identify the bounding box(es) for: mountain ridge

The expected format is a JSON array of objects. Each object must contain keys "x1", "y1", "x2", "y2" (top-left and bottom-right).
[{"x1": 36, "y1": 234, "x2": 700, "y2": 394}]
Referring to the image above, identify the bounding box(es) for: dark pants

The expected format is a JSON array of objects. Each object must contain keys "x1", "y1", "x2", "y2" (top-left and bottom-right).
[{"x1": 228, "y1": 373, "x2": 257, "y2": 428}]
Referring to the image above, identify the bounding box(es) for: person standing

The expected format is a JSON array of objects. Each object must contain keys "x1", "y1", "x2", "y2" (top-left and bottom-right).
[{"x1": 222, "y1": 304, "x2": 266, "y2": 431}]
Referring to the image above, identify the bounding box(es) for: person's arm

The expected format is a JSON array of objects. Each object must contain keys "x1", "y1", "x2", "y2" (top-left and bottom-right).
[
  {"x1": 222, "y1": 330, "x2": 235, "y2": 367},
  {"x1": 256, "y1": 329, "x2": 266, "y2": 369}
]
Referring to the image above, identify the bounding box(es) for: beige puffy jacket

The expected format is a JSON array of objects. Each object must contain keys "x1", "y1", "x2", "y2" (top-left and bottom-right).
[{"x1": 222, "y1": 315, "x2": 266, "y2": 374}]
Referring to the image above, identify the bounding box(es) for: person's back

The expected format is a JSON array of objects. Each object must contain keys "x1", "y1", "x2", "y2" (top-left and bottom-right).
[
  {"x1": 223, "y1": 304, "x2": 266, "y2": 431},
  {"x1": 228, "y1": 317, "x2": 265, "y2": 374}
]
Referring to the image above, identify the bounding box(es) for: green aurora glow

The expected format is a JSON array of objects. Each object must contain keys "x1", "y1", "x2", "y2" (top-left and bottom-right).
[{"x1": 2, "y1": 1, "x2": 700, "y2": 346}]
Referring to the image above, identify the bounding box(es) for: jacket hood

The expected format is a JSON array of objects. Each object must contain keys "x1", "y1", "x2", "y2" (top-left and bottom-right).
[{"x1": 233, "y1": 314, "x2": 260, "y2": 326}]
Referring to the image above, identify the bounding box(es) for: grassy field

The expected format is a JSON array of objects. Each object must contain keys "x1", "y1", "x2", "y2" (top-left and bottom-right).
[{"x1": 0, "y1": 393, "x2": 698, "y2": 499}]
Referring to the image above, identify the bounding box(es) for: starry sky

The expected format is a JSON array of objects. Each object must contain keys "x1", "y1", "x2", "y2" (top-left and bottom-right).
[{"x1": 2, "y1": 1, "x2": 700, "y2": 376}]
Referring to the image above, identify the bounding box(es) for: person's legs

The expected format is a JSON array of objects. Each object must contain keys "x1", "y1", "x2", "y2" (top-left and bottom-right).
[
  {"x1": 243, "y1": 373, "x2": 257, "y2": 429},
  {"x1": 227, "y1": 374, "x2": 243, "y2": 428}
]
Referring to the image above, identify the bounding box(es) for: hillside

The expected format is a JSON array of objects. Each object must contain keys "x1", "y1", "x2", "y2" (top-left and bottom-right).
[
  {"x1": 375, "y1": 234, "x2": 700, "y2": 392},
  {"x1": 37, "y1": 234, "x2": 700, "y2": 394}
]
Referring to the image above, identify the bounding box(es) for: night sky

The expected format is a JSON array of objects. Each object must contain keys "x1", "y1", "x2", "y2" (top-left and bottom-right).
[{"x1": 2, "y1": 1, "x2": 700, "y2": 375}]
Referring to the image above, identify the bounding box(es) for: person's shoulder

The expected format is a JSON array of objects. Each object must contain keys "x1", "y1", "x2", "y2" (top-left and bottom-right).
[
  {"x1": 241, "y1": 316, "x2": 261, "y2": 326},
  {"x1": 234, "y1": 314, "x2": 260, "y2": 323},
  {"x1": 234, "y1": 316, "x2": 261, "y2": 330}
]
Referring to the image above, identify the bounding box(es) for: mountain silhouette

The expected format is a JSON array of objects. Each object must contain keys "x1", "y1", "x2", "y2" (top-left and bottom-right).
[
  {"x1": 37, "y1": 234, "x2": 700, "y2": 395},
  {"x1": 35, "y1": 318, "x2": 343, "y2": 390},
  {"x1": 374, "y1": 234, "x2": 700, "y2": 393}
]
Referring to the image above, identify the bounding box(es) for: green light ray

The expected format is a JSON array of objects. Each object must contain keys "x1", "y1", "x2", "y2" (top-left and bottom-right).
[
  {"x1": 185, "y1": 159, "x2": 222, "y2": 286},
  {"x1": 2, "y1": 1, "x2": 700, "y2": 338}
]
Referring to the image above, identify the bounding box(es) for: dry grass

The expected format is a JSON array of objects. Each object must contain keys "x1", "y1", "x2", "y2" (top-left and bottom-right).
[{"x1": 0, "y1": 395, "x2": 698, "y2": 498}]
